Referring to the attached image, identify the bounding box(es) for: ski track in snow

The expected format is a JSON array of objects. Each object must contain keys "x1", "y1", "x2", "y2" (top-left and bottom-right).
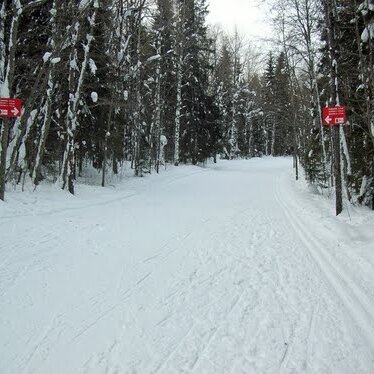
[
  {"x1": 275, "y1": 175, "x2": 374, "y2": 352},
  {"x1": 1, "y1": 158, "x2": 374, "y2": 373}
]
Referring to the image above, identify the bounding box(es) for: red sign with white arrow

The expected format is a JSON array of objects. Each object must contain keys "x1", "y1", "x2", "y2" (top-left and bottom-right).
[
  {"x1": 322, "y1": 106, "x2": 347, "y2": 126},
  {"x1": 0, "y1": 98, "x2": 22, "y2": 118}
]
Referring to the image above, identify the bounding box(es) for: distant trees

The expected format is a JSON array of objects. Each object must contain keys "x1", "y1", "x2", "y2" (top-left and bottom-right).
[
  {"x1": 213, "y1": 31, "x2": 262, "y2": 159},
  {"x1": 260, "y1": 51, "x2": 294, "y2": 158},
  {"x1": 0, "y1": 0, "x2": 265, "y2": 202},
  {"x1": 317, "y1": 0, "x2": 373, "y2": 211},
  {"x1": 1, "y1": 0, "x2": 373, "y2": 213},
  {"x1": 268, "y1": 0, "x2": 374, "y2": 213}
]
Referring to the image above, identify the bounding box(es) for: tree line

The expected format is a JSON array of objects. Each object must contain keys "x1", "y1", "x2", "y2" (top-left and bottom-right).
[
  {"x1": 0, "y1": 0, "x2": 373, "y2": 213},
  {"x1": 267, "y1": 0, "x2": 374, "y2": 213}
]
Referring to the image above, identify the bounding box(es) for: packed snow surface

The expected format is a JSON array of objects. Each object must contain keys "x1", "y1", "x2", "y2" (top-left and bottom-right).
[{"x1": 1, "y1": 158, "x2": 374, "y2": 374}]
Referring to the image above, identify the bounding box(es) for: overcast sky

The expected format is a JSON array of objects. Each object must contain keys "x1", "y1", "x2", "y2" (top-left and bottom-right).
[{"x1": 206, "y1": 0, "x2": 273, "y2": 43}]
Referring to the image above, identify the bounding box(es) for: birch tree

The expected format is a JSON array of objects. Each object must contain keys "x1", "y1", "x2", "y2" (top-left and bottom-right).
[
  {"x1": 59, "y1": 0, "x2": 98, "y2": 193},
  {"x1": 0, "y1": 0, "x2": 22, "y2": 200}
]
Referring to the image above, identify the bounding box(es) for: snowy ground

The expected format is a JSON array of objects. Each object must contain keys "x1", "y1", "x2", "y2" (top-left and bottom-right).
[{"x1": 1, "y1": 157, "x2": 374, "y2": 374}]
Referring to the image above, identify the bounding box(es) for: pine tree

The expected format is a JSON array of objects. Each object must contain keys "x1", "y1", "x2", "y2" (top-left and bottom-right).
[
  {"x1": 261, "y1": 53, "x2": 276, "y2": 156},
  {"x1": 176, "y1": 0, "x2": 215, "y2": 164},
  {"x1": 273, "y1": 51, "x2": 292, "y2": 156},
  {"x1": 215, "y1": 41, "x2": 234, "y2": 158}
]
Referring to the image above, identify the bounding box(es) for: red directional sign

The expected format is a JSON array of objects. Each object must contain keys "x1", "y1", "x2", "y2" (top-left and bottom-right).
[
  {"x1": 0, "y1": 98, "x2": 22, "y2": 118},
  {"x1": 322, "y1": 106, "x2": 347, "y2": 126}
]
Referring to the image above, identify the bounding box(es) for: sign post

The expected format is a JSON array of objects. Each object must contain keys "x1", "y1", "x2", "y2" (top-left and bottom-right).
[
  {"x1": 322, "y1": 105, "x2": 347, "y2": 216},
  {"x1": 0, "y1": 98, "x2": 22, "y2": 118},
  {"x1": 0, "y1": 98, "x2": 22, "y2": 201},
  {"x1": 322, "y1": 105, "x2": 347, "y2": 126}
]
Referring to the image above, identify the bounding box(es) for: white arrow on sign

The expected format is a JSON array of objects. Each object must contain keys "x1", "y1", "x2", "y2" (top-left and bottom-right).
[
  {"x1": 0, "y1": 109, "x2": 8, "y2": 116},
  {"x1": 11, "y1": 107, "x2": 19, "y2": 116},
  {"x1": 325, "y1": 115, "x2": 332, "y2": 124}
]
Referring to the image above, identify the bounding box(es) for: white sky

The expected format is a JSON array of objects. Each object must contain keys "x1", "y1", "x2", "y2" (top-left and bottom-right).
[{"x1": 206, "y1": 0, "x2": 273, "y2": 44}]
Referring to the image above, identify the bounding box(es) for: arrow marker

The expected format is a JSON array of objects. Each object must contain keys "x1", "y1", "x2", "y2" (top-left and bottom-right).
[
  {"x1": 325, "y1": 115, "x2": 331, "y2": 124},
  {"x1": 11, "y1": 107, "x2": 19, "y2": 116}
]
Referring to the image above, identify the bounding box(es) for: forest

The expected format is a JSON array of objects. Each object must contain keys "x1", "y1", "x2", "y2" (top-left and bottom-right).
[{"x1": 0, "y1": 0, "x2": 373, "y2": 214}]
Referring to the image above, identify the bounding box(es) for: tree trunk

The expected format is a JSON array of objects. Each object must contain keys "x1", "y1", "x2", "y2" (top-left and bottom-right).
[
  {"x1": 0, "y1": 118, "x2": 9, "y2": 200},
  {"x1": 324, "y1": 0, "x2": 343, "y2": 215},
  {"x1": 174, "y1": 52, "x2": 182, "y2": 166},
  {"x1": 0, "y1": 0, "x2": 20, "y2": 200},
  {"x1": 102, "y1": 107, "x2": 113, "y2": 187},
  {"x1": 32, "y1": 72, "x2": 54, "y2": 185},
  {"x1": 333, "y1": 125, "x2": 342, "y2": 214},
  {"x1": 153, "y1": 44, "x2": 162, "y2": 173},
  {"x1": 59, "y1": 1, "x2": 96, "y2": 193}
]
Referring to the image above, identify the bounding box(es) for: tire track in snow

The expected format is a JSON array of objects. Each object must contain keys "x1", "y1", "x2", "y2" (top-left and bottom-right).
[
  {"x1": 71, "y1": 269, "x2": 155, "y2": 343},
  {"x1": 157, "y1": 207, "x2": 271, "y2": 373},
  {"x1": 189, "y1": 292, "x2": 245, "y2": 373},
  {"x1": 275, "y1": 175, "x2": 374, "y2": 351},
  {"x1": 20, "y1": 314, "x2": 63, "y2": 374},
  {"x1": 147, "y1": 212, "x2": 251, "y2": 373},
  {"x1": 153, "y1": 291, "x2": 245, "y2": 374},
  {"x1": 152, "y1": 321, "x2": 196, "y2": 373},
  {"x1": 303, "y1": 302, "x2": 318, "y2": 372},
  {"x1": 151, "y1": 269, "x2": 231, "y2": 372}
]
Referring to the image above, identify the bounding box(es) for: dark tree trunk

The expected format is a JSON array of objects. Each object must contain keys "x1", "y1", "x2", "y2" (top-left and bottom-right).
[
  {"x1": 0, "y1": 118, "x2": 10, "y2": 201},
  {"x1": 324, "y1": 0, "x2": 343, "y2": 216}
]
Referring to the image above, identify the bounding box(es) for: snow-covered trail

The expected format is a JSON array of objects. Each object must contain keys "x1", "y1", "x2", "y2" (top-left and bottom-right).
[{"x1": 1, "y1": 158, "x2": 374, "y2": 374}]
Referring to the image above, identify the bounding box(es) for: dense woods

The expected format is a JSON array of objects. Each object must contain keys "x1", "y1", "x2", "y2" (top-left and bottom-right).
[{"x1": 0, "y1": 0, "x2": 373, "y2": 213}]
